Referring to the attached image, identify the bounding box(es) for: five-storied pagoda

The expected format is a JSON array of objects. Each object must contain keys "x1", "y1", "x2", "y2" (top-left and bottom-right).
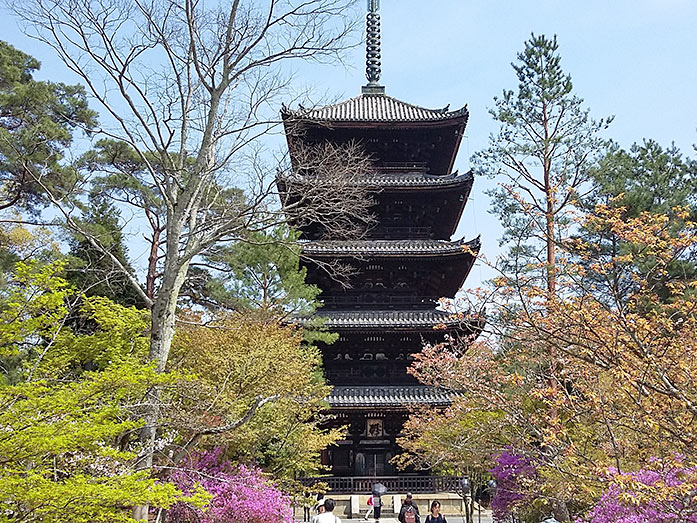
[{"x1": 280, "y1": 1, "x2": 480, "y2": 479}]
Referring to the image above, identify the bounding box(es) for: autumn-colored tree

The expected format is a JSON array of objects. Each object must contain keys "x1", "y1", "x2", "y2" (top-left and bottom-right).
[
  {"x1": 165, "y1": 312, "x2": 342, "y2": 481},
  {"x1": 577, "y1": 139, "x2": 697, "y2": 302},
  {"x1": 402, "y1": 204, "x2": 697, "y2": 522}
]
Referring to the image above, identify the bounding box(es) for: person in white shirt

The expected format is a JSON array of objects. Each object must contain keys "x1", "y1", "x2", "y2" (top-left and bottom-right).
[{"x1": 314, "y1": 498, "x2": 342, "y2": 523}]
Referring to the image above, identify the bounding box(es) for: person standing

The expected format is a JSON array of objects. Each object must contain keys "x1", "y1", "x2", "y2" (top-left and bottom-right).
[
  {"x1": 311, "y1": 498, "x2": 326, "y2": 523},
  {"x1": 424, "y1": 500, "x2": 447, "y2": 523},
  {"x1": 372, "y1": 494, "x2": 383, "y2": 522},
  {"x1": 398, "y1": 493, "x2": 420, "y2": 523},
  {"x1": 303, "y1": 491, "x2": 313, "y2": 522},
  {"x1": 314, "y1": 498, "x2": 342, "y2": 523}
]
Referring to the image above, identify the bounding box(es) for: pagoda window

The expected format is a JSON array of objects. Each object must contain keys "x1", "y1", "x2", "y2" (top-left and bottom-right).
[
  {"x1": 360, "y1": 353, "x2": 373, "y2": 360},
  {"x1": 367, "y1": 264, "x2": 383, "y2": 271}
]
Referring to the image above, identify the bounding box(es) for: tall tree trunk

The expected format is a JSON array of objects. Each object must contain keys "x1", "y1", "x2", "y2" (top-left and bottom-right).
[
  {"x1": 133, "y1": 253, "x2": 190, "y2": 521},
  {"x1": 545, "y1": 198, "x2": 556, "y2": 296}
]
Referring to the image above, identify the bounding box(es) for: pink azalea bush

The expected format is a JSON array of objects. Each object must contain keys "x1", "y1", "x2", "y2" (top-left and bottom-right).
[
  {"x1": 490, "y1": 450, "x2": 538, "y2": 521},
  {"x1": 168, "y1": 447, "x2": 293, "y2": 523},
  {"x1": 579, "y1": 458, "x2": 697, "y2": 523}
]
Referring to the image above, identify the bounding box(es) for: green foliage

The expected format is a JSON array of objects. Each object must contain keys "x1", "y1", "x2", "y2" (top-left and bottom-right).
[
  {"x1": 0, "y1": 260, "x2": 70, "y2": 383},
  {"x1": 0, "y1": 40, "x2": 97, "y2": 214},
  {"x1": 0, "y1": 222, "x2": 61, "y2": 280},
  {"x1": 577, "y1": 140, "x2": 697, "y2": 300},
  {"x1": 81, "y1": 137, "x2": 248, "y2": 233},
  {"x1": 587, "y1": 140, "x2": 697, "y2": 216},
  {"x1": 186, "y1": 228, "x2": 319, "y2": 313},
  {"x1": 169, "y1": 313, "x2": 341, "y2": 479},
  {"x1": 79, "y1": 139, "x2": 166, "y2": 216},
  {"x1": 182, "y1": 226, "x2": 336, "y2": 344},
  {"x1": 474, "y1": 33, "x2": 610, "y2": 285},
  {"x1": 66, "y1": 198, "x2": 147, "y2": 308},
  {"x1": 0, "y1": 260, "x2": 196, "y2": 521}
]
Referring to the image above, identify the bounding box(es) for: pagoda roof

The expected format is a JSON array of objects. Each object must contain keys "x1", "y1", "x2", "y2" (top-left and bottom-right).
[
  {"x1": 281, "y1": 93, "x2": 468, "y2": 124},
  {"x1": 328, "y1": 385, "x2": 456, "y2": 408},
  {"x1": 319, "y1": 309, "x2": 465, "y2": 329},
  {"x1": 303, "y1": 237, "x2": 480, "y2": 257},
  {"x1": 277, "y1": 170, "x2": 472, "y2": 189},
  {"x1": 356, "y1": 170, "x2": 473, "y2": 189}
]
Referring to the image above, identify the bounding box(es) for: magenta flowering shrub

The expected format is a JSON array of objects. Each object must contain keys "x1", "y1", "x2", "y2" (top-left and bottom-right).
[
  {"x1": 168, "y1": 448, "x2": 293, "y2": 523},
  {"x1": 490, "y1": 450, "x2": 538, "y2": 521},
  {"x1": 580, "y1": 458, "x2": 697, "y2": 523}
]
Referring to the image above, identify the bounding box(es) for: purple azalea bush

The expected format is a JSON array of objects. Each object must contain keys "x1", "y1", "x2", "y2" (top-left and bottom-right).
[
  {"x1": 168, "y1": 447, "x2": 293, "y2": 523},
  {"x1": 490, "y1": 450, "x2": 538, "y2": 521},
  {"x1": 580, "y1": 458, "x2": 697, "y2": 523}
]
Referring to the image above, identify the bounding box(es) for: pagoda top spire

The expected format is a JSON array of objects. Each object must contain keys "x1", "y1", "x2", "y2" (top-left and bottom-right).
[{"x1": 362, "y1": 0, "x2": 385, "y2": 95}]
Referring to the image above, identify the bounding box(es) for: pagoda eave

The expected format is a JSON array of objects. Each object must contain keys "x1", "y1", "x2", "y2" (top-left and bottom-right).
[
  {"x1": 375, "y1": 170, "x2": 474, "y2": 190},
  {"x1": 316, "y1": 309, "x2": 484, "y2": 333},
  {"x1": 328, "y1": 385, "x2": 458, "y2": 409},
  {"x1": 302, "y1": 237, "x2": 480, "y2": 257},
  {"x1": 280, "y1": 94, "x2": 469, "y2": 127}
]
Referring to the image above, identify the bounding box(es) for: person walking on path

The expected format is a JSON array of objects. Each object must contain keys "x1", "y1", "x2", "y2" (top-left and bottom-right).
[
  {"x1": 364, "y1": 494, "x2": 374, "y2": 520},
  {"x1": 398, "y1": 493, "x2": 420, "y2": 523},
  {"x1": 424, "y1": 500, "x2": 447, "y2": 523},
  {"x1": 314, "y1": 498, "x2": 342, "y2": 523}
]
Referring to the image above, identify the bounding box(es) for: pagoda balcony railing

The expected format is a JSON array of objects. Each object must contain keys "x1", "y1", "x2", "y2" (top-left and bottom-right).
[
  {"x1": 369, "y1": 226, "x2": 433, "y2": 238},
  {"x1": 321, "y1": 295, "x2": 436, "y2": 307},
  {"x1": 377, "y1": 161, "x2": 429, "y2": 173},
  {"x1": 298, "y1": 475, "x2": 461, "y2": 494},
  {"x1": 326, "y1": 366, "x2": 415, "y2": 383}
]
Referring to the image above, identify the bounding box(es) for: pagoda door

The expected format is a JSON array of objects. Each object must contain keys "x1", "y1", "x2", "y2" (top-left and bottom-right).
[
  {"x1": 365, "y1": 451, "x2": 395, "y2": 476},
  {"x1": 366, "y1": 452, "x2": 386, "y2": 476}
]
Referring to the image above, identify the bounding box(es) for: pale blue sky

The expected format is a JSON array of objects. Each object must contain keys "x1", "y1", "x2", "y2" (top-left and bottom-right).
[{"x1": 4, "y1": 1, "x2": 697, "y2": 286}]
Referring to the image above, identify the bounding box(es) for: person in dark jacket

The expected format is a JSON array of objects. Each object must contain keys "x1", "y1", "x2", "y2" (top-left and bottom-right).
[
  {"x1": 424, "y1": 500, "x2": 447, "y2": 523},
  {"x1": 398, "y1": 493, "x2": 420, "y2": 523}
]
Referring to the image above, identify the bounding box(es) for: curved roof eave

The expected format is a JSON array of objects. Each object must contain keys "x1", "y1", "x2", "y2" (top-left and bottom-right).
[
  {"x1": 281, "y1": 93, "x2": 469, "y2": 126},
  {"x1": 302, "y1": 236, "x2": 481, "y2": 257}
]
